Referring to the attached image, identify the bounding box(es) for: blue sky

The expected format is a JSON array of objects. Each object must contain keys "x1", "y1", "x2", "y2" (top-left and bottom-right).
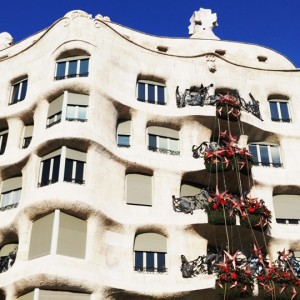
[{"x1": 1, "y1": 0, "x2": 300, "y2": 67}]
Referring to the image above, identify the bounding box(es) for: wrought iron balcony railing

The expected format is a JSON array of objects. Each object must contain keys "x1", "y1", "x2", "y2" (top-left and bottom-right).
[
  {"x1": 0, "y1": 203, "x2": 18, "y2": 212},
  {"x1": 134, "y1": 266, "x2": 167, "y2": 273},
  {"x1": 148, "y1": 146, "x2": 180, "y2": 156},
  {"x1": 54, "y1": 72, "x2": 89, "y2": 80},
  {"x1": 0, "y1": 251, "x2": 17, "y2": 273},
  {"x1": 66, "y1": 118, "x2": 87, "y2": 122},
  {"x1": 176, "y1": 85, "x2": 263, "y2": 120}
]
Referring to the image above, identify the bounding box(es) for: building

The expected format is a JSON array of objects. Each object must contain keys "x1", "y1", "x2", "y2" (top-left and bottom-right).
[{"x1": 0, "y1": 6, "x2": 299, "y2": 300}]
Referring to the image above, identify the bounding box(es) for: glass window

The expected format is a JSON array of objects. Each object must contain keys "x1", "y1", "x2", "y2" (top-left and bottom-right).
[
  {"x1": 55, "y1": 57, "x2": 90, "y2": 80},
  {"x1": 148, "y1": 132, "x2": 180, "y2": 155},
  {"x1": 117, "y1": 120, "x2": 131, "y2": 148},
  {"x1": 39, "y1": 148, "x2": 86, "y2": 187},
  {"x1": 269, "y1": 100, "x2": 291, "y2": 122},
  {"x1": 79, "y1": 59, "x2": 89, "y2": 77},
  {"x1": 63, "y1": 159, "x2": 85, "y2": 184},
  {"x1": 66, "y1": 105, "x2": 87, "y2": 122},
  {"x1": 11, "y1": 79, "x2": 28, "y2": 104},
  {"x1": 134, "y1": 251, "x2": 143, "y2": 271},
  {"x1": 137, "y1": 81, "x2": 166, "y2": 105},
  {"x1": 1, "y1": 189, "x2": 21, "y2": 208},
  {"x1": 133, "y1": 233, "x2": 167, "y2": 273},
  {"x1": 56, "y1": 62, "x2": 66, "y2": 80},
  {"x1": 248, "y1": 144, "x2": 282, "y2": 167},
  {"x1": 0, "y1": 131, "x2": 8, "y2": 155},
  {"x1": 117, "y1": 135, "x2": 130, "y2": 147}
]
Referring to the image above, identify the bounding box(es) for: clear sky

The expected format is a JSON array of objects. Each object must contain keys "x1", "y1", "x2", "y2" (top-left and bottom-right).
[{"x1": 1, "y1": 0, "x2": 300, "y2": 67}]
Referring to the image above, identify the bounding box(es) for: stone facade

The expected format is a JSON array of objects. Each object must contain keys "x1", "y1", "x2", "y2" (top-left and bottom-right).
[{"x1": 0, "y1": 8, "x2": 299, "y2": 300}]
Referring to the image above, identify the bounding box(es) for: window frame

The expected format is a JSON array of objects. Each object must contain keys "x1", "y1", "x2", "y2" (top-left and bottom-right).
[
  {"x1": 137, "y1": 80, "x2": 166, "y2": 105},
  {"x1": 248, "y1": 143, "x2": 283, "y2": 167},
  {"x1": 268, "y1": 99, "x2": 291, "y2": 123},
  {"x1": 38, "y1": 147, "x2": 86, "y2": 187},
  {"x1": 66, "y1": 104, "x2": 88, "y2": 122},
  {"x1": 134, "y1": 251, "x2": 167, "y2": 273},
  {"x1": 147, "y1": 126, "x2": 180, "y2": 155},
  {"x1": 10, "y1": 78, "x2": 28, "y2": 105},
  {"x1": 0, "y1": 129, "x2": 8, "y2": 155},
  {"x1": 54, "y1": 56, "x2": 89, "y2": 80}
]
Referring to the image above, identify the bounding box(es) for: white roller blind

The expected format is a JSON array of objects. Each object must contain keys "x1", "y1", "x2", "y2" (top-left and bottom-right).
[
  {"x1": 148, "y1": 126, "x2": 179, "y2": 139},
  {"x1": 180, "y1": 184, "x2": 202, "y2": 197},
  {"x1": 2, "y1": 177, "x2": 22, "y2": 193},
  {"x1": 0, "y1": 243, "x2": 18, "y2": 256},
  {"x1": 134, "y1": 233, "x2": 167, "y2": 252},
  {"x1": 117, "y1": 120, "x2": 131, "y2": 135},
  {"x1": 67, "y1": 93, "x2": 89, "y2": 106},
  {"x1": 23, "y1": 125, "x2": 34, "y2": 138},
  {"x1": 126, "y1": 174, "x2": 152, "y2": 205},
  {"x1": 39, "y1": 290, "x2": 90, "y2": 299},
  {"x1": 65, "y1": 148, "x2": 86, "y2": 162},
  {"x1": 273, "y1": 195, "x2": 300, "y2": 219},
  {"x1": 48, "y1": 94, "x2": 64, "y2": 117},
  {"x1": 57, "y1": 212, "x2": 86, "y2": 259}
]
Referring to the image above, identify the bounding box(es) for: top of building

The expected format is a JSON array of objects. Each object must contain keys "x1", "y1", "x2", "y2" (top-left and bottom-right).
[
  {"x1": 0, "y1": 9, "x2": 296, "y2": 70},
  {"x1": 189, "y1": 7, "x2": 219, "y2": 40}
]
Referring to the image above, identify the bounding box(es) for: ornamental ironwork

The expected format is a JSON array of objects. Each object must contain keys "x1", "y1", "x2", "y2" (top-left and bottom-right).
[
  {"x1": 0, "y1": 203, "x2": 18, "y2": 212},
  {"x1": 176, "y1": 85, "x2": 263, "y2": 120}
]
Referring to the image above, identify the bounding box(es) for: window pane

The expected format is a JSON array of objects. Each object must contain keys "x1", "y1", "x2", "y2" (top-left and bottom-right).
[
  {"x1": 259, "y1": 145, "x2": 270, "y2": 166},
  {"x1": 117, "y1": 135, "x2": 130, "y2": 147},
  {"x1": 157, "y1": 252, "x2": 166, "y2": 272},
  {"x1": 66, "y1": 105, "x2": 76, "y2": 119},
  {"x1": 79, "y1": 59, "x2": 89, "y2": 76},
  {"x1": 20, "y1": 80, "x2": 28, "y2": 100},
  {"x1": 12, "y1": 189, "x2": 21, "y2": 204},
  {"x1": 75, "y1": 161, "x2": 84, "y2": 183},
  {"x1": 135, "y1": 251, "x2": 143, "y2": 271},
  {"x1": 148, "y1": 84, "x2": 155, "y2": 103},
  {"x1": 11, "y1": 84, "x2": 20, "y2": 103},
  {"x1": 146, "y1": 252, "x2": 154, "y2": 271},
  {"x1": 64, "y1": 159, "x2": 73, "y2": 182},
  {"x1": 148, "y1": 134, "x2": 157, "y2": 150},
  {"x1": 137, "y1": 82, "x2": 145, "y2": 101},
  {"x1": 159, "y1": 136, "x2": 168, "y2": 149},
  {"x1": 269, "y1": 102, "x2": 279, "y2": 121},
  {"x1": 1, "y1": 192, "x2": 11, "y2": 207},
  {"x1": 157, "y1": 86, "x2": 165, "y2": 105},
  {"x1": 280, "y1": 102, "x2": 290, "y2": 122},
  {"x1": 68, "y1": 60, "x2": 77, "y2": 77},
  {"x1": 0, "y1": 133, "x2": 8, "y2": 155},
  {"x1": 41, "y1": 159, "x2": 51, "y2": 185},
  {"x1": 249, "y1": 145, "x2": 259, "y2": 165},
  {"x1": 56, "y1": 62, "x2": 66, "y2": 79},
  {"x1": 169, "y1": 138, "x2": 179, "y2": 151},
  {"x1": 52, "y1": 155, "x2": 61, "y2": 183},
  {"x1": 270, "y1": 146, "x2": 281, "y2": 166},
  {"x1": 78, "y1": 106, "x2": 87, "y2": 120}
]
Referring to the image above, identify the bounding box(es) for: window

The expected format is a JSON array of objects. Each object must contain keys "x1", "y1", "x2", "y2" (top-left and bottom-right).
[
  {"x1": 0, "y1": 243, "x2": 18, "y2": 273},
  {"x1": 55, "y1": 57, "x2": 89, "y2": 80},
  {"x1": 47, "y1": 92, "x2": 89, "y2": 128},
  {"x1": 18, "y1": 289, "x2": 90, "y2": 299},
  {"x1": 137, "y1": 80, "x2": 166, "y2": 105},
  {"x1": 0, "y1": 129, "x2": 8, "y2": 155},
  {"x1": 248, "y1": 144, "x2": 282, "y2": 167},
  {"x1": 10, "y1": 78, "x2": 28, "y2": 105},
  {"x1": 148, "y1": 126, "x2": 180, "y2": 155},
  {"x1": 117, "y1": 120, "x2": 131, "y2": 147},
  {"x1": 269, "y1": 100, "x2": 291, "y2": 122},
  {"x1": 273, "y1": 195, "x2": 300, "y2": 224},
  {"x1": 22, "y1": 125, "x2": 33, "y2": 149},
  {"x1": 38, "y1": 147, "x2": 86, "y2": 187},
  {"x1": 66, "y1": 105, "x2": 87, "y2": 122},
  {"x1": 28, "y1": 210, "x2": 87, "y2": 260},
  {"x1": 133, "y1": 233, "x2": 167, "y2": 273},
  {"x1": 0, "y1": 177, "x2": 22, "y2": 210},
  {"x1": 126, "y1": 173, "x2": 152, "y2": 206}
]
